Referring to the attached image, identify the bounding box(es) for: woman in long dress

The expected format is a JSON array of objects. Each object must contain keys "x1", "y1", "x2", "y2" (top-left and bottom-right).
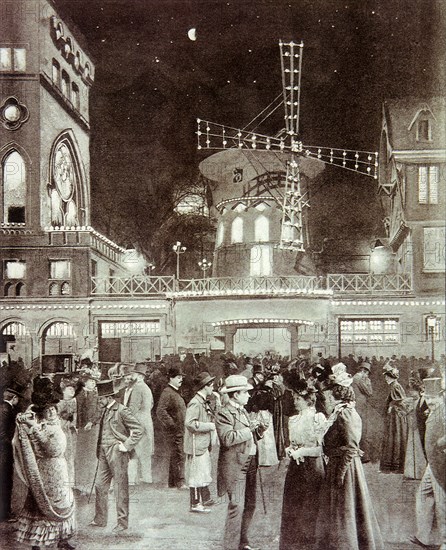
[
  {"x1": 56, "y1": 377, "x2": 78, "y2": 487},
  {"x1": 380, "y1": 364, "x2": 408, "y2": 473},
  {"x1": 14, "y1": 379, "x2": 75, "y2": 550},
  {"x1": 280, "y1": 379, "x2": 326, "y2": 550},
  {"x1": 316, "y1": 363, "x2": 384, "y2": 550},
  {"x1": 74, "y1": 366, "x2": 101, "y2": 494}
]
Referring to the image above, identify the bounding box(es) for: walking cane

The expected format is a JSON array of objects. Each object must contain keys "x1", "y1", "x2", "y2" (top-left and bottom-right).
[
  {"x1": 87, "y1": 457, "x2": 100, "y2": 504},
  {"x1": 257, "y1": 464, "x2": 267, "y2": 515}
]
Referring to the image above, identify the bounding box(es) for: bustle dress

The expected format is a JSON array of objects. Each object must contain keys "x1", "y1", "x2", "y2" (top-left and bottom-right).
[
  {"x1": 14, "y1": 418, "x2": 75, "y2": 546},
  {"x1": 279, "y1": 406, "x2": 326, "y2": 550}
]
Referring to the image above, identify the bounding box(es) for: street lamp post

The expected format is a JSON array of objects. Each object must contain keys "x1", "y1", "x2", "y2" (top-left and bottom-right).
[
  {"x1": 426, "y1": 313, "x2": 438, "y2": 362},
  {"x1": 198, "y1": 258, "x2": 212, "y2": 278},
  {"x1": 172, "y1": 241, "x2": 187, "y2": 279}
]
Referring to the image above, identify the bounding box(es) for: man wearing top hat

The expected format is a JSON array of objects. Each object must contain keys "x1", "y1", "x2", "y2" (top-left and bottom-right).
[
  {"x1": 184, "y1": 371, "x2": 217, "y2": 513},
  {"x1": 156, "y1": 367, "x2": 187, "y2": 489},
  {"x1": 90, "y1": 379, "x2": 143, "y2": 534},
  {"x1": 0, "y1": 381, "x2": 24, "y2": 521},
  {"x1": 216, "y1": 375, "x2": 263, "y2": 550},
  {"x1": 124, "y1": 363, "x2": 155, "y2": 485}
]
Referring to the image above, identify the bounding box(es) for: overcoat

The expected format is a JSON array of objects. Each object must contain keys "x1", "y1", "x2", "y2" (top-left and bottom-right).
[
  {"x1": 215, "y1": 402, "x2": 253, "y2": 497},
  {"x1": 127, "y1": 380, "x2": 154, "y2": 456},
  {"x1": 184, "y1": 393, "x2": 215, "y2": 456}
]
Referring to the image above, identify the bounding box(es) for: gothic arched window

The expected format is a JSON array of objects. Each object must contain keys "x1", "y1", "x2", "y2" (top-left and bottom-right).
[
  {"x1": 231, "y1": 216, "x2": 243, "y2": 244},
  {"x1": 2, "y1": 150, "x2": 26, "y2": 223},
  {"x1": 254, "y1": 215, "x2": 269, "y2": 242}
]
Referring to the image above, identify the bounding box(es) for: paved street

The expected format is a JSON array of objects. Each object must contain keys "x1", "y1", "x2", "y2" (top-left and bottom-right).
[{"x1": 1, "y1": 434, "x2": 427, "y2": 550}]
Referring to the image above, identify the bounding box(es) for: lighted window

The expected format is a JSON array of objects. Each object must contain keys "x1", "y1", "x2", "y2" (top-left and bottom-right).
[
  {"x1": 423, "y1": 227, "x2": 445, "y2": 272},
  {"x1": 5, "y1": 261, "x2": 26, "y2": 279},
  {"x1": 418, "y1": 166, "x2": 439, "y2": 204},
  {"x1": 231, "y1": 216, "x2": 243, "y2": 243},
  {"x1": 216, "y1": 222, "x2": 224, "y2": 247},
  {"x1": 61, "y1": 71, "x2": 70, "y2": 97},
  {"x1": 52, "y1": 59, "x2": 60, "y2": 85},
  {"x1": 61, "y1": 281, "x2": 71, "y2": 295},
  {"x1": 417, "y1": 119, "x2": 431, "y2": 142},
  {"x1": 71, "y1": 83, "x2": 80, "y2": 110},
  {"x1": 3, "y1": 150, "x2": 26, "y2": 223},
  {"x1": 254, "y1": 215, "x2": 269, "y2": 242},
  {"x1": 340, "y1": 318, "x2": 399, "y2": 345},
  {"x1": 50, "y1": 260, "x2": 71, "y2": 279},
  {"x1": 0, "y1": 48, "x2": 26, "y2": 71},
  {"x1": 250, "y1": 245, "x2": 272, "y2": 276}
]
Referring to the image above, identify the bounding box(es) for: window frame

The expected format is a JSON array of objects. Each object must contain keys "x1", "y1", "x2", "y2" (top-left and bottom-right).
[{"x1": 49, "y1": 259, "x2": 72, "y2": 280}]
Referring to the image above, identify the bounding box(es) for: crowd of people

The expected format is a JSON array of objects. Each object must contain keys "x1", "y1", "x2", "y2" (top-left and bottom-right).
[{"x1": 0, "y1": 350, "x2": 444, "y2": 550}]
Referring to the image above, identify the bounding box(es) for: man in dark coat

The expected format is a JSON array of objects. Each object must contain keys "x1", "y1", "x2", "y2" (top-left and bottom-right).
[
  {"x1": 216, "y1": 375, "x2": 262, "y2": 550},
  {"x1": 411, "y1": 377, "x2": 445, "y2": 549},
  {"x1": 156, "y1": 367, "x2": 187, "y2": 488},
  {"x1": 0, "y1": 382, "x2": 24, "y2": 521},
  {"x1": 90, "y1": 379, "x2": 143, "y2": 534}
]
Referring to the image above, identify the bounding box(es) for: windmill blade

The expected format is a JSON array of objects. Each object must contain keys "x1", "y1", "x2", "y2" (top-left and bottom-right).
[
  {"x1": 196, "y1": 119, "x2": 292, "y2": 151},
  {"x1": 279, "y1": 40, "x2": 304, "y2": 138},
  {"x1": 302, "y1": 145, "x2": 379, "y2": 179}
]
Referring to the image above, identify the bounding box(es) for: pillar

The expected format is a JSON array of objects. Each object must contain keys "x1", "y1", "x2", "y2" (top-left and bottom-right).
[
  {"x1": 223, "y1": 326, "x2": 237, "y2": 354},
  {"x1": 288, "y1": 325, "x2": 299, "y2": 359}
]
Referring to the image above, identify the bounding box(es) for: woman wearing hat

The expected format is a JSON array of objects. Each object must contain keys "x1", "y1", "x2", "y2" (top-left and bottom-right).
[
  {"x1": 75, "y1": 366, "x2": 101, "y2": 494},
  {"x1": 380, "y1": 363, "x2": 408, "y2": 473},
  {"x1": 57, "y1": 376, "x2": 81, "y2": 487},
  {"x1": 14, "y1": 378, "x2": 75, "y2": 550},
  {"x1": 315, "y1": 364, "x2": 383, "y2": 550},
  {"x1": 280, "y1": 377, "x2": 327, "y2": 550}
]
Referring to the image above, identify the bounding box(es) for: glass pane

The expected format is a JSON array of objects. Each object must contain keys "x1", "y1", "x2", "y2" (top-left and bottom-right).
[
  {"x1": 231, "y1": 217, "x2": 243, "y2": 243},
  {"x1": 3, "y1": 151, "x2": 26, "y2": 222},
  {"x1": 254, "y1": 215, "x2": 269, "y2": 242},
  {"x1": 50, "y1": 260, "x2": 71, "y2": 279},
  {"x1": 13, "y1": 48, "x2": 26, "y2": 71},
  {"x1": 0, "y1": 48, "x2": 11, "y2": 71},
  {"x1": 429, "y1": 166, "x2": 438, "y2": 204},
  {"x1": 418, "y1": 166, "x2": 428, "y2": 204},
  {"x1": 6, "y1": 261, "x2": 26, "y2": 278}
]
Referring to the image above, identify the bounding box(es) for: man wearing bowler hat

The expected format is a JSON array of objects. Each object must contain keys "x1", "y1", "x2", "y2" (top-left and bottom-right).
[
  {"x1": 216, "y1": 375, "x2": 263, "y2": 550},
  {"x1": 184, "y1": 371, "x2": 217, "y2": 513},
  {"x1": 0, "y1": 381, "x2": 25, "y2": 522},
  {"x1": 124, "y1": 363, "x2": 155, "y2": 485},
  {"x1": 156, "y1": 366, "x2": 187, "y2": 488},
  {"x1": 90, "y1": 379, "x2": 143, "y2": 534}
]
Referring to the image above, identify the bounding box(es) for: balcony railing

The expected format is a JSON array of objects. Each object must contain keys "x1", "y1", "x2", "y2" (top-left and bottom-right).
[
  {"x1": 91, "y1": 275, "x2": 176, "y2": 295},
  {"x1": 327, "y1": 273, "x2": 413, "y2": 295},
  {"x1": 91, "y1": 273, "x2": 413, "y2": 297}
]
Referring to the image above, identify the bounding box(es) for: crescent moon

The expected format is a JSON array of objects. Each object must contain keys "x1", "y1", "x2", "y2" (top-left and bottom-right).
[{"x1": 188, "y1": 28, "x2": 197, "y2": 41}]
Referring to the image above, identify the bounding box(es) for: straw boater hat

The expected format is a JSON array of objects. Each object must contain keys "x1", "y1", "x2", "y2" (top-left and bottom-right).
[
  {"x1": 96, "y1": 379, "x2": 119, "y2": 397},
  {"x1": 220, "y1": 375, "x2": 253, "y2": 393},
  {"x1": 194, "y1": 371, "x2": 215, "y2": 390}
]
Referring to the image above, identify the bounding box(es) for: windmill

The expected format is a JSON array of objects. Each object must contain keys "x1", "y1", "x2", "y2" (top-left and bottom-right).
[{"x1": 197, "y1": 41, "x2": 378, "y2": 253}]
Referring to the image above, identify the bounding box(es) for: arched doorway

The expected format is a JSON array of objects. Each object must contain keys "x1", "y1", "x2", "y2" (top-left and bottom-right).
[
  {"x1": 41, "y1": 321, "x2": 76, "y2": 375},
  {"x1": 0, "y1": 321, "x2": 28, "y2": 366}
]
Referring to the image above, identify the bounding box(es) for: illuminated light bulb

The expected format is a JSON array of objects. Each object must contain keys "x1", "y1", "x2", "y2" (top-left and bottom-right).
[
  {"x1": 197, "y1": 118, "x2": 201, "y2": 123},
  {"x1": 197, "y1": 131, "x2": 202, "y2": 136},
  {"x1": 206, "y1": 127, "x2": 210, "y2": 131},
  {"x1": 367, "y1": 167, "x2": 371, "y2": 172}
]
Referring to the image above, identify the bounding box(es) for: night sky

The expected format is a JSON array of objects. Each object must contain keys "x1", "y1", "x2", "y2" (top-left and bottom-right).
[{"x1": 55, "y1": 0, "x2": 445, "y2": 272}]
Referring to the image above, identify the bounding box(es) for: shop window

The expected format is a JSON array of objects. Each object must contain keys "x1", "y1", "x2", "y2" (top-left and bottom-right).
[
  {"x1": 231, "y1": 216, "x2": 243, "y2": 243},
  {"x1": 3, "y1": 150, "x2": 26, "y2": 223},
  {"x1": 340, "y1": 318, "x2": 400, "y2": 345},
  {"x1": 418, "y1": 166, "x2": 439, "y2": 204}
]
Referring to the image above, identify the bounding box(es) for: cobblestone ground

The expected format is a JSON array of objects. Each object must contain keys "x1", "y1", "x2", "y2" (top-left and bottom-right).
[{"x1": 0, "y1": 438, "x2": 431, "y2": 550}]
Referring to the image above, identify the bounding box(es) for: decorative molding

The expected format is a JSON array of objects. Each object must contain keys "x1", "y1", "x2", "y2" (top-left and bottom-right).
[{"x1": 0, "y1": 97, "x2": 29, "y2": 130}]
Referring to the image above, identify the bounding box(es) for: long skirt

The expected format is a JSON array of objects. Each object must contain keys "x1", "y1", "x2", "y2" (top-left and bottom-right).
[
  {"x1": 279, "y1": 456, "x2": 325, "y2": 550},
  {"x1": 75, "y1": 424, "x2": 99, "y2": 494},
  {"x1": 316, "y1": 456, "x2": 384, "y2": 550},
  {"x1": 380, "y1": 410, "x2": 408, "y2": 473}
]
